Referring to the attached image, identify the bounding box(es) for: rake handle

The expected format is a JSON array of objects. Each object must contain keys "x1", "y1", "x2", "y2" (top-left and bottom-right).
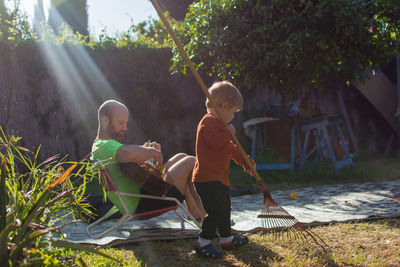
[{"x1": 150, "y1": 0, "x2": 269, "y2": 196}]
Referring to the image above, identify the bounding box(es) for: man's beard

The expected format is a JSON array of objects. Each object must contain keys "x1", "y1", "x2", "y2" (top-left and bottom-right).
[{"x1": 107, "y1": 125, "x2": 126, "y2": 141}]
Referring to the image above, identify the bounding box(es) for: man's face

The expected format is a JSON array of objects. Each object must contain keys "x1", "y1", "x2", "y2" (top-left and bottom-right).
[{"x1": 106, "y1": 107, "x2": 129, "y2": 141}]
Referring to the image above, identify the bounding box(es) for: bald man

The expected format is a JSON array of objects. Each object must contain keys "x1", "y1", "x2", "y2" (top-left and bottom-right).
[{"x1": 92, "y1": 100, "x2": 205, "y2": 221}]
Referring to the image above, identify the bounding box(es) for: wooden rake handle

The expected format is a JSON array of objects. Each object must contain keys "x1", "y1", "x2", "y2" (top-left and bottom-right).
[{"x1": 149, "y1": 0, "x2": 269, "y2": 195}]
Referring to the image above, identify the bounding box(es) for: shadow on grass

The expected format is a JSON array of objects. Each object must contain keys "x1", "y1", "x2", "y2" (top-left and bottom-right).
[
  {"x1": 118, "y1": 237, "x2": 282, "y2": 266},
  {"x1": 221, "y1": 241, "x2": 281, "y2": 266}
]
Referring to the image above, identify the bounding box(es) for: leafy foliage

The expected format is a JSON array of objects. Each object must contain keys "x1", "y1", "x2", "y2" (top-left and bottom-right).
[
  {"x1": 0, "y1": 129, "x2": 119, "y2": 266},
  {"x1": 90, "y1": 14, "x2": 180, "y2": 49},
  {"x1": 30, "y1": 11, "x2": 179, "y2": 49},
  {"x1": 172, "y1": 0, "x2": 400, "y2": 97},
  {"x1": 0, "y1": 0, "x2": 177, "y2": 49},
  {"x1": 158, "y1": 0, "x2": 194, "y2": 20},
  {"x1": 127, "y1": 14, "x2": 180, "y2": 48},
  {"x1": 0, "y1": 0, "x2": 34, "y2": 43}
]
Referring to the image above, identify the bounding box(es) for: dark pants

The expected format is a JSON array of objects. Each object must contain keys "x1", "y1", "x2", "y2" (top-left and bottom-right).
[
  {"x1": 85, "y1": 194, "x2": 122, "y2": 222},
  {"x1": 195, "y1": 181, "x2": 231, "y2": 240},
  {"x1": 134, "y1": 186, "x2": 185, "y2": 214}
]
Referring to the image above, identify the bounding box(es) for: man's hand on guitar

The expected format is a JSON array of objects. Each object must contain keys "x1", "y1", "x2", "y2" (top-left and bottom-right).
[
  {"x1": 142, "y1": 141, "x2": 163, "y2": 167},
  {"x1": 144, "y1": 141, "x2": 161, "y2": 152},
  {"x1": 149, "y1": 141, "x2": 161, "y2": 152},
  {"x1": 150, "y1": 148, "x2": 163, "y2": 167}
]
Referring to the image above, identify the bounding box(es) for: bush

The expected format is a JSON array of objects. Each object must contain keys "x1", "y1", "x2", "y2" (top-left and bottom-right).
[{"x1": 0, "y1": 129, "x2": 119, "y2": 266}]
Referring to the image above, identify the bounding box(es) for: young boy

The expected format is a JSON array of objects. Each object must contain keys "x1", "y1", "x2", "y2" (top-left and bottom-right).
[{"x1": 193, "y1": 81, "x2": 255, "y2": 259}]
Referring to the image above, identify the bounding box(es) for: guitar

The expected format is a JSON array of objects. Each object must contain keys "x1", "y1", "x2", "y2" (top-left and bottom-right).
[{"x1": 119, "y1": 162, "x2": 171, "y2": 197}]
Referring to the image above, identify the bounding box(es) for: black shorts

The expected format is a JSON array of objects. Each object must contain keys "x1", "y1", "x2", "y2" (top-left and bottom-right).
[{"x1": 134, "y1": 185, "x2": 185, "y2": 214}]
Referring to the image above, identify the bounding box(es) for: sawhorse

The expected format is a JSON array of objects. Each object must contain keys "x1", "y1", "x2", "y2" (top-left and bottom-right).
[
  {"x1": 245, "y1": 118, "x2": 296, "y2": 176},
  {"x1": 298, "y1": 115, "x2": 354, "y2": 173}
]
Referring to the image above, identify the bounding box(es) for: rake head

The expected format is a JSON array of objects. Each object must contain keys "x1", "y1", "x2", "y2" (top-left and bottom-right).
[{"x1": 258, "y1": 198, "x2": 329, "y2": 254}]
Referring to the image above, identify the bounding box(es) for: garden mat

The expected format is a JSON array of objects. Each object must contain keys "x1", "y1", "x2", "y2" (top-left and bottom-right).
[{"x1": 61, "y1": 179, "x2": 400, "y2": 246}]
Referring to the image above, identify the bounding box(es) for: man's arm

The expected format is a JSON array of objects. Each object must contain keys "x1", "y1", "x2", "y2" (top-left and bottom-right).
[{"x1": 115, "y1": 144, "x2": 163, "y2": 166}]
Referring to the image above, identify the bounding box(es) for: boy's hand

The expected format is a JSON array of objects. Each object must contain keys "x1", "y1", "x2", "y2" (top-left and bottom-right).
[
  {"x1": 225, "y1": 123, "x2": 236, "y2": 136},
  {"x1": 244, "y1": 156, "x2": 256, "y2": 176}
]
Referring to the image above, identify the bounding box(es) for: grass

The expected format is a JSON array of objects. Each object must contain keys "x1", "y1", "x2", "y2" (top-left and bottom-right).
[{"x1": 75, "y1": 218, "x2": 400, "y2": 266}]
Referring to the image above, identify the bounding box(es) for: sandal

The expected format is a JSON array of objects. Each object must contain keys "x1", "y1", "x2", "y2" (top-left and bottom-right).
[
  {"x1": 194, "y1": 242, "x2": 222, "y2": 259},
  {"x1": 220, "y1": 235, "x2": 249, "y2": 250}
]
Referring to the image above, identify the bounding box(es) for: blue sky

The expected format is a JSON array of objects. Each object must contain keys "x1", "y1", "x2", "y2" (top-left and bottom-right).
[{"x1": 19, "y1": 0, "x2": 158, "y2": 36}]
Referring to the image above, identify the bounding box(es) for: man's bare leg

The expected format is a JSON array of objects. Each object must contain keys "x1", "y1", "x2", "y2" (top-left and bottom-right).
[
  {"x1": 164, "y1": 155, "x2": 205, "y2": 219},
  {"x1": 163, "y1": 154, "x2": 194, "y2": 191},
  {"x1": 187, "y1": 180, "x2": 206, "y2": 220},
  {"x1": 163, "y1": 153, "x2": 187, "y2": 171}
]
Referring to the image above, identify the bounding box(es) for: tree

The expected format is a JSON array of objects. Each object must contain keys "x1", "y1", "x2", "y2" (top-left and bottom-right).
[
  {"x1": 0, "y1": 0, "x2": 9, "y2": 40},
  {"x1": 33, "y1": 0, "x2": 46, "y2": 38},
  {"x1": 48, "y1": 0, "x2": 88, "y2": 36},
  {"x1": 158, "y1": 0, "x2": 194, "y2": 20},
  {"x1": 172, "y1": 0, "x2": 399, "y2": 98},
  {"x1": 0, "y1": 0, "x2": 33, "y2": 42},
  {"x1": 127, "y1": 14, "x2": 180, "y2": 48}
]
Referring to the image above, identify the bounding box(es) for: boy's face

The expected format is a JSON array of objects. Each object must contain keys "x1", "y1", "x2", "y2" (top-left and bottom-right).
[{"x1": 220, "y1": 103, "x2": 239, "y2": 124}]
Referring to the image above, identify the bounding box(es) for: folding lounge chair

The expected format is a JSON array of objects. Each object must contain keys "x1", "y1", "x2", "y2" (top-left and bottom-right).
[{"x1": 87, "y1": 160, "x2": 201, "y2": 239}]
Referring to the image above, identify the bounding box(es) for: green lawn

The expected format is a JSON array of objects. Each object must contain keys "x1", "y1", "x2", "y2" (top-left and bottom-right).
[{"x1": 75, "y1": 218, "x2": 400, "y2": 266}]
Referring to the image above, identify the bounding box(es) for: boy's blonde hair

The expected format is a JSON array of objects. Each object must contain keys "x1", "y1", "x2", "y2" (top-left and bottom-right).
[{"x1": 206, "y1": 81, "x2": 243, "y2": 111}]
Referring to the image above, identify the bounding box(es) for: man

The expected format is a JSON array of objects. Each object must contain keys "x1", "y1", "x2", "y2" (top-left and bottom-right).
[{"x1": 92, "y1": 100, "x2": 205, "y2": 221}]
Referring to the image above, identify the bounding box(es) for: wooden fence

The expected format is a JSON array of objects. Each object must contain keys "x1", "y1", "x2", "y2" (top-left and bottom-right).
[{"x1": 0, "y1": 44, "x2": 396, "y2": 161}]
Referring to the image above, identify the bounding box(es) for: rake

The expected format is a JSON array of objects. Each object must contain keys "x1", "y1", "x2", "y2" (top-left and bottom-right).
[
  {"x1": 149, "y1": 0, "x2": 328, "y2": 252},
  {"x1": 259, "y1": 194, "x2": 328, "y2": 252}
]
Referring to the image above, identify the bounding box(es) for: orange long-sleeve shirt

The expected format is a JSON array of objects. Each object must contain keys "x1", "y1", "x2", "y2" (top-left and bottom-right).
[{"x1": 192, "y1": 113, "x2": 248, "y2": 186}]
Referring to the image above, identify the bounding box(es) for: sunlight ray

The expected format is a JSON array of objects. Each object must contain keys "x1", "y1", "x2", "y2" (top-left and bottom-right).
[{"x1": 36, "y1": 4, "x2": 120, "y2": 135}]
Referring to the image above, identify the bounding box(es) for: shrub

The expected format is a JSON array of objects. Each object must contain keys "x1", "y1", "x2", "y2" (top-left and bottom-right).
[{"x1": 0, "y1": 129, "x2": 119, "y2": 266}]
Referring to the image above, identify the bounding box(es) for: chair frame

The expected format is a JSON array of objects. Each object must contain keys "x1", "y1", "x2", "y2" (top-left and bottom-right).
[{"x1": 87, "y1": 161, "x2": 201, "y2": 239}]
